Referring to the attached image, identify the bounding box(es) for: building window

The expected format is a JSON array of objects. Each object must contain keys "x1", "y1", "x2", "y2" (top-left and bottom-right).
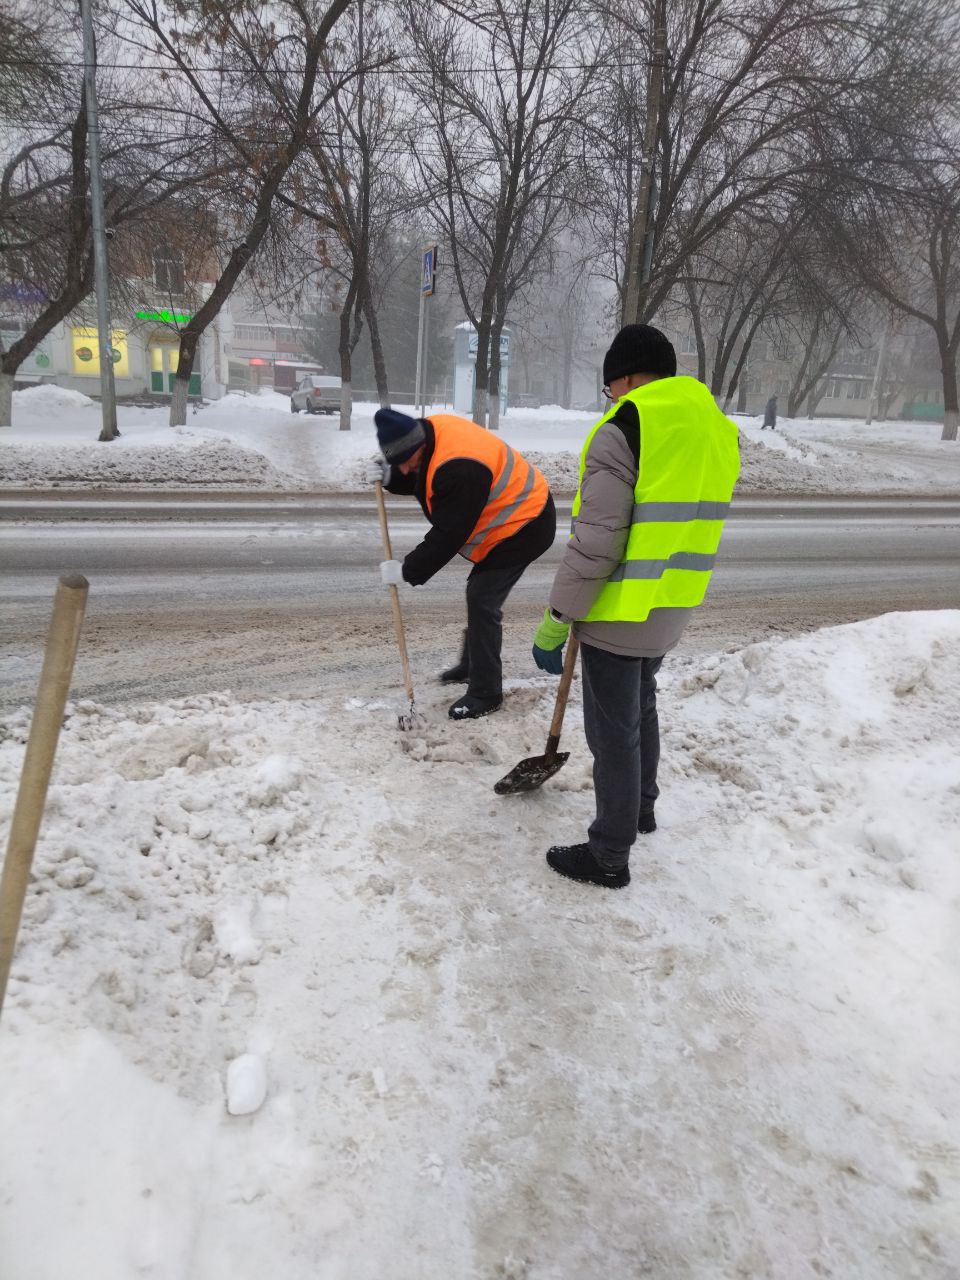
[
  {"x1": 234, "y1": 324, "x2": 274, "y2": 344},
  {"x1": 71, "y1": 326, "x2": 129, "y2": 377},
  {"x1": 678, "y1": 332, "x2": 698, "y2": 355},
  {"x1": 154, "y1": 245, "x2": 185, "y2": 294}
]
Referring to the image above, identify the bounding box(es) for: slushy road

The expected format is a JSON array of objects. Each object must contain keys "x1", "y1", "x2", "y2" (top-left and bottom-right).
[{"x1": 2, "y1": 494, "x2": 958, "y2": 709}]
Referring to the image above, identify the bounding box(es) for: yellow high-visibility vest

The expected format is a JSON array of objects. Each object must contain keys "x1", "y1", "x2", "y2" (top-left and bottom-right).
[{"x1": 572, "y1": 376, "x2": 740, "y2": 622}]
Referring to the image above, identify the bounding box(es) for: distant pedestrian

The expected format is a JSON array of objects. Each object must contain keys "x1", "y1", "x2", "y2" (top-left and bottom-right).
[
  {"x1": 531, "y1": 324, "x2": 740, "y2": 889},
  {"x1": 366, "y1": 407, "x2": 556, "y2": 720},
  {"x1": 762, "y1": 394, "x2": 778, "y2": 430}
]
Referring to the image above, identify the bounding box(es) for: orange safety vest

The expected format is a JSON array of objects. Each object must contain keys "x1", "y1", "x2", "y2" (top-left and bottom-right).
[{"x1": 425, "y1": 413, "x2": 549, "y2": 563}]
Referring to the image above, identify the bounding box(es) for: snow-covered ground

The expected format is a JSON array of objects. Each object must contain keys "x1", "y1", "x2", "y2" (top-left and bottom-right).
[
  {"x1": 1, "y1": 611, "x2": 957, "y2": 1278},
  {"x1": 2, "y1": 384, "x2": 958, "y2": 494}
]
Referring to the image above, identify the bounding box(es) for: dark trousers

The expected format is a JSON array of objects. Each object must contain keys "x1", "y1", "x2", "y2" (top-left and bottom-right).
[
  {"x1": 463, "y1": 560, "x2": 530, "y2": 699},
  {"x1": 460, "y1": 495, "x2": 556, "y2": 699},
  {"x1": 581, "y1": 641, "x2": 665, "y2": 870}
]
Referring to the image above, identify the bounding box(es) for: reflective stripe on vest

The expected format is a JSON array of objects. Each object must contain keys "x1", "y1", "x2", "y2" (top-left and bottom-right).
[
  {"x1": 425, "y1": 412, "x2": 549, "y2": 563},
  {"x1": 571, "y1": 377, "x2": 739, "y2": 623},
  {"x1": 631, "y1": 500, "x2": 730, "y2": 523},
  {"x1": 608, "y1": 551, "x2": 717, "y2": 581}
]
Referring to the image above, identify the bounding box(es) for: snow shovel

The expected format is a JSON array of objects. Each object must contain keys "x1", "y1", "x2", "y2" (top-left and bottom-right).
[
  {"x1": 495, "y1": 632, "x2": 580, "y2": 795},
  {"x1": 374, "y1": 480, "x2": 418, "y2": 731}
]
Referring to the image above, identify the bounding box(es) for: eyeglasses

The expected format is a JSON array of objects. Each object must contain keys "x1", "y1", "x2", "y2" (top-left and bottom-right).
[{"x1": 601, "y1": 385, "x2": 614, "y2": 402}]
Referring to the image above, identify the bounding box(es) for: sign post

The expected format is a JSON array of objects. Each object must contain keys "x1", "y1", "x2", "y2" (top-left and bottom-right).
[{"x1": 414, "y1": 244, "x2": 437, "y2": 415}]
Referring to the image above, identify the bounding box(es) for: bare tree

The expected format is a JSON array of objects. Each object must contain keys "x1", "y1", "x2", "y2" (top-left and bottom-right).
[
  {"x1": 836, "y1": 163, "x2": 960, "y2": 441},
  {"x1": 300, "y1": 0, "x2": 409, "y2": 428},
  {"x1": 591, "y1": 0, "x2": 882, "y2": 325},
  {"x1": 0, "y1": 9, "x2": 219, "y2": 427},
  {"x1": 120, "y1": 0, "x2": 356, "y2": 426},
  {"x1": 405, "y1": 0, "x2": 596, "y2": 427},
  {"x1": 822, "y1": 0, "x2": 960, "y2": 440}
]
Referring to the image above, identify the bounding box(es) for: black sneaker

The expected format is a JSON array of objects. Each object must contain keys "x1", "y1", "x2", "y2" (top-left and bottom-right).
[
  {"x1": 638, "y1": 810, "x2": 657, "y2": 834},
  {"x1": 546, "y1": 843, "x2": 630, "y2": 889},
  {"x1": 448, "y1": 692, "x2": 503, "y2": 720}
]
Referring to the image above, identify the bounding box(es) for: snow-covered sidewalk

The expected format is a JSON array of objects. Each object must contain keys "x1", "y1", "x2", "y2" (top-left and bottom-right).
[
  {"x1": 1, "y1": 612, "x2": 957, "y2": 1278},
  {"x1": 2, "y1": 385, "x2": 959, "y2": 495}
]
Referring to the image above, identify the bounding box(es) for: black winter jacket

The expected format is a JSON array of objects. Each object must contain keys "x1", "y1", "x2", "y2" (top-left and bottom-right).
[{"x1": 385, "y1": 420, "x2": 555, "y2": 585}]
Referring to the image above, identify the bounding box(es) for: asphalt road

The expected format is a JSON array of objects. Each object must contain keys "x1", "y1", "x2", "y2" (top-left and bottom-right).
[{"x1": 2, "y1": 494, "x2": 959, "y2": 709}]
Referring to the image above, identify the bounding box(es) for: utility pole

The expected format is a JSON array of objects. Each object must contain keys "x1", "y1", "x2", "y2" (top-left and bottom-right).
[
  {"x1": 622, "y1": 0, "x2": 668, "y2": 327},
  {"x1": 79, "y1": 0, "x2": 119, "y2": 441}
]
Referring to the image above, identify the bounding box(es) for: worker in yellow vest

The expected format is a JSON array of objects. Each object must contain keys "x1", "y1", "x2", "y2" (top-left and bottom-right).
[
  {"x1": 532, "y1": 325, "x2": 740, "y2": 888},
  {"x1": 369, "y1": 407, "x2": 556, "y2": 720}
]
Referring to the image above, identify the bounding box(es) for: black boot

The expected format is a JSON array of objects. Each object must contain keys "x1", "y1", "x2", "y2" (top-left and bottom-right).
[
  {"x1": 546, "y1": 843, "x2": 630, "y2": 889},
  {"x1": 440, "y1": 630, "x2": 469, "y2": 683},
  {"x1": 448, "y1": 691, "x2": 502, "y2": 720},
  {"x1": 638, "y1": 810, "x2": 657, "y2": 835}
]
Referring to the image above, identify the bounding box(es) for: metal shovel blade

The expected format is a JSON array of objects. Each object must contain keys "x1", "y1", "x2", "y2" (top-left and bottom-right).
[
  {"x1": 397, "y1": 702, "x2": 421, "y2": 732},
  {"x1": 494, "y1": 750, "x2": 570, "y2": 795}
]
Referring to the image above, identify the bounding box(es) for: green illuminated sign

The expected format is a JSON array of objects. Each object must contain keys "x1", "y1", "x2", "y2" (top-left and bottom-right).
[{"x1": 135, "y1": 308, "x2": 192, "y2": 324}]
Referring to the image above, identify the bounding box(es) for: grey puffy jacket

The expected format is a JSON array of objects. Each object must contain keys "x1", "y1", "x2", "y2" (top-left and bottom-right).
[{"x1": 549, "y1": 418, "x2": 691, "y2": 659}]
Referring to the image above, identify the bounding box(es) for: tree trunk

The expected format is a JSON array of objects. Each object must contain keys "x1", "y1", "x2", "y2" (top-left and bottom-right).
[
  {"x1": 488, "y1": 322, "x2": 503, "y2": 431},
  {"x1": 0, "y1": 372, "x2": 13, "y2": 429},
  {"x1": 170, "y1": 374, "x2": 190, "y2": 427},
  {"x1": 364, "y1": 293, "x2": 389, "y2": 406},
  {"x1": 472, "y1": 303, "x2": 494, "y2": 426},
  {"x1": 722, "y1": 311, "x2": 765, "y2": 412},
  {"x1": 170, "y1": 332, "x2": 200, "y2": 427},
  {"x1": 805, "y1": 384, "x2": 826, "y2": 417},
  {"x1": 340, "y1": 378, "x2": 353, "y2": 431},
  {"x1": 684, "y1": 275, "x2": 707, "y2": 382},
  {"x1": 787, "y1": 318, "x2": 821, "y2": 417},
  {"x1": 940, "y1": 344, "x2": 958, "y2": 441},
  {"x1": 790, "y1": 326, "x2": 843, "y2": 419},
  {"x1": 338, "y1": 292, "x2": 357, "y2": 431},
  {"x1": 561, "y1": 324, "x2": 574, "y2": 409}
]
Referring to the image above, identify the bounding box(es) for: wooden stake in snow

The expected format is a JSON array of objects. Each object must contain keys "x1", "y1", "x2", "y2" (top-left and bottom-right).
[{"x1": 0, "y1": 574, "x2": 88, "y2": 1021}]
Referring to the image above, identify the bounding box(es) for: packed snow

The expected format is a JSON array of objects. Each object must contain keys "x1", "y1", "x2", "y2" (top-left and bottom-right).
[
  {"x1": 2, "y1": 384, "x2": 958, "y2": 495},
  {"x1": 0, "y1": 611, "x2": 957, "y2": 1278}
]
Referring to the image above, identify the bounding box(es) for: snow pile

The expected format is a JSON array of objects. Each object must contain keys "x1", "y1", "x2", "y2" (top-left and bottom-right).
[
  {"x1": 0, "y1": 437, "x2": 296, "y2": 488},
  {"x1": 9, "y1": 384, "x2": 95, "y2": 413},
  {"x1": 4, "y1": 384, "x2": 958, "y2": 494},
  {"x1": 0, "y1": 612, "x2": 957, "y2": 1277},
  {"x1": 735, "y1": 431, "x2": 859, "y2": 493}
]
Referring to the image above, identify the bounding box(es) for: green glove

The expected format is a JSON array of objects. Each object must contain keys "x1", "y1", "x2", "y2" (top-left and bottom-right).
[{"x1": 534, "y1": 607, "x2": 570, "y2": 650}]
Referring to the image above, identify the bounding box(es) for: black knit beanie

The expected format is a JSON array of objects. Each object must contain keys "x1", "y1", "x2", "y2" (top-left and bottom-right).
[
  {"x1": 375, "y1": 407, "x2": 427, "y2": 463},
  {"x1": 602, "y1": 324, "x2": 677, "y2": 385}
]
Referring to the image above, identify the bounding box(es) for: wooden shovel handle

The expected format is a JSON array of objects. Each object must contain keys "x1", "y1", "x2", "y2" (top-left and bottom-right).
[
  {"x1": 374, "y1": 481, "x2": 415, "y2": 708},
  {"x1": 544, "y1": 630, "x2": 579, "y2": 755}
]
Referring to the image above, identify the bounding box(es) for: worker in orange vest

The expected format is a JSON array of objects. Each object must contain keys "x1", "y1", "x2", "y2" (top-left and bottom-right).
[{"x1": 367, "y1": 407, "x2": 556, "y2": 720}]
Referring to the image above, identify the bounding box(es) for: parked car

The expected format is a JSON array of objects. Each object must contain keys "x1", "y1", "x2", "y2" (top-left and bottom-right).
[{"x1": 290, "y1": 374, "x2": 342, "y2": 414}]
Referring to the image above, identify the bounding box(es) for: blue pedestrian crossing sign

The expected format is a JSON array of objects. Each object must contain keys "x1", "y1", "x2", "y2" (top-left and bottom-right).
[{"x1": 421, "y1": 244, "x2": 437, "y2": 297}]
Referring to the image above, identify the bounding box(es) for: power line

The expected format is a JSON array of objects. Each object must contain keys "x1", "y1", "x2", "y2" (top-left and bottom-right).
[{"x1": 0, "y1": 54, "x2": 645, "y2": 76}]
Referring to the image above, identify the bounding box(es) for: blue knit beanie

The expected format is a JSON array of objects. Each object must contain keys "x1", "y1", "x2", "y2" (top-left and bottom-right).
[{"x1": 375, "y1": 408, "x2": 426, "y2": 463}]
